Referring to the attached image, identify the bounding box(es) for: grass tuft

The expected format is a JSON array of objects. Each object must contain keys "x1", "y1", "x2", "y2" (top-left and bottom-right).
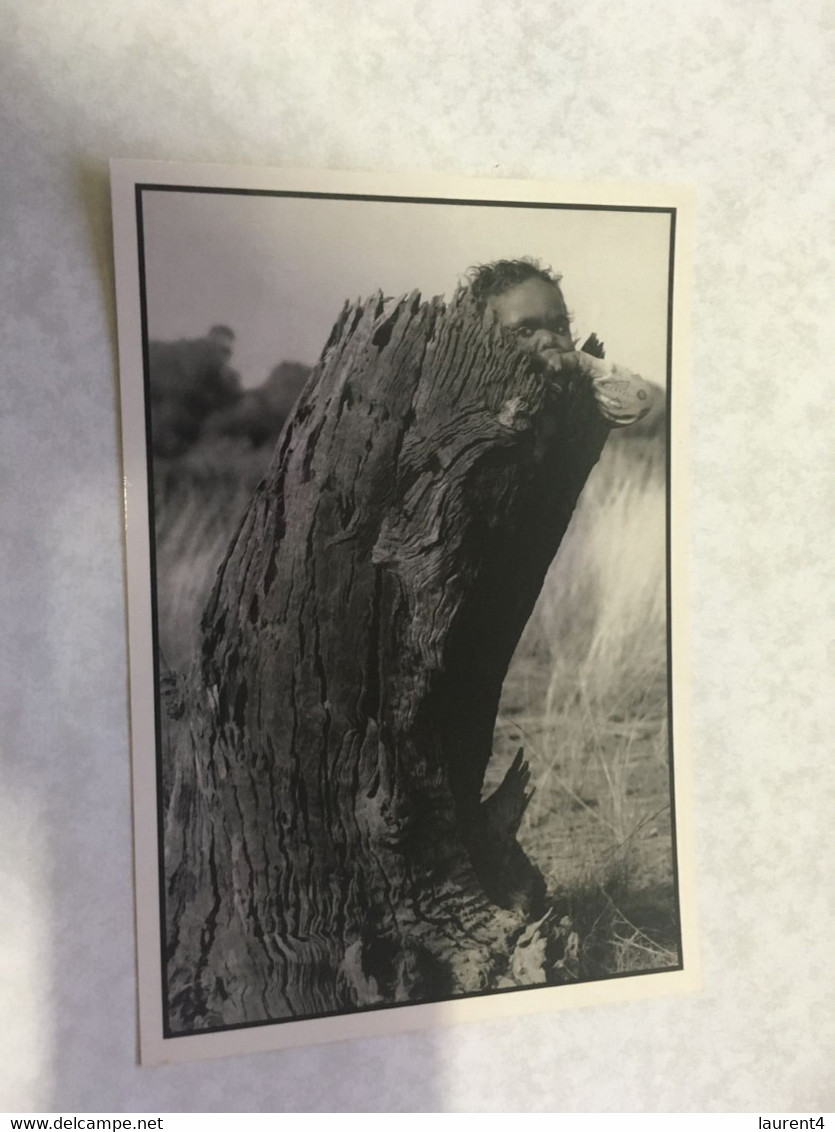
[{"x1": 493, "y1": 427, "x2": 679, "y2": 977}]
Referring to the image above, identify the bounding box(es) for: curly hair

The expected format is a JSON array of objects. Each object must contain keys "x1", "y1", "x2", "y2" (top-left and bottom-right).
[{"x1": 466, "y1": 258, "x2": 563, "y2": 307}]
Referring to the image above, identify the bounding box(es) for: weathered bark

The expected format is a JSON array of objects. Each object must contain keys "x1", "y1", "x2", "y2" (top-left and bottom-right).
[{"x1": 163, "y1": 289, "x2": 608, "y2": 1032}]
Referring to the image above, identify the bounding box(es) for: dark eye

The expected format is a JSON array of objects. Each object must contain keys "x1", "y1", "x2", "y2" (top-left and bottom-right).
[{"x1": 515, "y1": 326, "x2": 535, "y2": 339}]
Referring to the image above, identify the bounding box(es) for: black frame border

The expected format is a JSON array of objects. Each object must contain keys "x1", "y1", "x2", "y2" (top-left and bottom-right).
[{"x1": 132, "y1": 182, "x2": 683, "y2": 1041}]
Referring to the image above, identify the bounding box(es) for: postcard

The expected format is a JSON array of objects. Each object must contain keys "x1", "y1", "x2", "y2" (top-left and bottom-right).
[{"x1": 111, "y1": 160, "x2": 696, "y2": 1065}]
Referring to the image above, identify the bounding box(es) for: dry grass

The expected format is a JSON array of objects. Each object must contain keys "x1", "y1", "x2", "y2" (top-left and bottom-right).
[
  {"x1": 153, "y1": 440, "x2": 271, "y2": 672},
  {"x1": 492, "y1": 426, "x2": 678, "y2": 978}
]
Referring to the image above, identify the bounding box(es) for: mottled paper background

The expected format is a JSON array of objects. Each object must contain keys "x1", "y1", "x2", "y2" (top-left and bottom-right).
[{"x1": 2, "y1": 0, "x2": 833, "y2": 1113}]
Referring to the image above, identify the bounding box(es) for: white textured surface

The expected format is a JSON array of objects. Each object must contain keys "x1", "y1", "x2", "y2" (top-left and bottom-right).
[{"x1": 2, "y1": 0, "x2": 833, "y2": 1113}]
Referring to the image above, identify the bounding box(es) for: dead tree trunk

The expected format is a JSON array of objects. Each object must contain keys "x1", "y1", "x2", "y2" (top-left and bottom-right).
[{"x1": 164, "y1": 290, "x2": 608, "y2": 1032}]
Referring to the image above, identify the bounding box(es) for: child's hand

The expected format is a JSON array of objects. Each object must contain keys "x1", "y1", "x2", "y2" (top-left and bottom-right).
[{"x1": 553, "y1": 351, "x2": 655, "y2": 427}]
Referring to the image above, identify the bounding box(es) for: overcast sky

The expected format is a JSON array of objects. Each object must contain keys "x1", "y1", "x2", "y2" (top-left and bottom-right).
[{"x1": 142, "y1": 189, "x2": 672, "y2": 390}]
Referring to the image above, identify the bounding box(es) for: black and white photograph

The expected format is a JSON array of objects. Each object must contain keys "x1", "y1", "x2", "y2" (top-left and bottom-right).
[{"x1": 112, "y1": 162, "x2": 695, "y2": 1064}]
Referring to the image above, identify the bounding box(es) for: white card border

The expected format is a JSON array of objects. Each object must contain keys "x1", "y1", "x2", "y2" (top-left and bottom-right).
[{"x1": 110, "y1": 159, "x2": 698, "y2": 1067}]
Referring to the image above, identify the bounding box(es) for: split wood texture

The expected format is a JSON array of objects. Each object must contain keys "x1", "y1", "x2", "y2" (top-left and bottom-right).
[{"x1": 163, "y1": 289, "x2": 609, "y2": 1031}]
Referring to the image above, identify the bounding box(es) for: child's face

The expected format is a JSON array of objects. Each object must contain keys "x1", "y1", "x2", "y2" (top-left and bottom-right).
[{"x1": 486, "y1": 277, "x2": 573, "y2": 363}]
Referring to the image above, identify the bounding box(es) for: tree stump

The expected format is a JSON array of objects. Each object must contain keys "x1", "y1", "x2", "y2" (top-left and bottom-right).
[{"x1": 163, "y1": 289, "x2": 609, "y2": 1031}]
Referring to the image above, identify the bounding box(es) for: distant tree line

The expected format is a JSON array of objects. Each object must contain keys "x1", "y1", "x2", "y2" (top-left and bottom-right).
[{"x1": 148, "y1": 325, "x2": 310, "y2": 458}]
